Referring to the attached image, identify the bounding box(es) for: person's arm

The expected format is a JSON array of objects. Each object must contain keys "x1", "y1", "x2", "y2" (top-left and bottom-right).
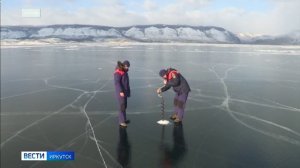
[
  {"x1": 114, "y1": 73, "x2": 124, "y2": 97},
  {"x1": 160, "y1": 73, "x2": 180, "y2": 92},
  {"x1": 160, "y1": 84, "x2": 171, "y2": 92},
  {"x1": 127, "y1": 75, "x2": 131, "y2": 97}
]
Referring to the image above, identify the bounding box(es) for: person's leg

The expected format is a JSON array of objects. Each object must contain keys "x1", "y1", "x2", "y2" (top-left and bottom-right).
[
  {"x1": 124, "y1": 97, "x2": 130, "y2": 123},
  {"x1": 171, "y1": 95, "x2": 179, "y2": 120},
  {"x1": 175, "y1": 93, "x2": 188, "y2": 121},
  {"x1": 124, "y1": 97, "x2": 128, "y2": 109},
  {"x1": 118, "y1": 97, "x2": 126, "y2": 125}
]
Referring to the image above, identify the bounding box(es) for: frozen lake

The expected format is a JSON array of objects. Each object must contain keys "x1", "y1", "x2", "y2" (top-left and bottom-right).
[{"x1": 1, "y1": 44, "x2": 300, "y2": 168}]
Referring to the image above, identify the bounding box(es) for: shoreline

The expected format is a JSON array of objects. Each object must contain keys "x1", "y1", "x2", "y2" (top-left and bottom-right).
[{"x1": 1, "y1": 39, "x2": 300, "y2": 49}]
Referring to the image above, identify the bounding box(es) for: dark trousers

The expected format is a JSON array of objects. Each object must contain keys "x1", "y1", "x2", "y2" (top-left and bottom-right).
[
  {"x1": 173, "y1": 93, "x2": 189, "y2": 120},
  {"x1": 117, "y1": 96, "x2": 127, "y2": 124}
]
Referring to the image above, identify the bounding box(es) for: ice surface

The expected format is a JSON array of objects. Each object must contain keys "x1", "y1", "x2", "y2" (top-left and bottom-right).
[{"x1": 1, "y1": 44, "x2": 300, "y2": 168}]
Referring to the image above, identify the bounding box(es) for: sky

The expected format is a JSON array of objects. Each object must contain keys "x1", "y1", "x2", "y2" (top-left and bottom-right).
[{"x1": 1, "y1": 0, "x2": 300, "y2": 35}]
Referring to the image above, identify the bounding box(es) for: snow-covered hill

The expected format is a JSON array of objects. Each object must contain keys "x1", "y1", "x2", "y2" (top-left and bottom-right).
[
  {"x1": 237, "y1": 31, "x2": 300, "y2": 45},
  {"x1": 1, "y1": 25, "x2": 299, "y2": 45},
  {"x1": 1, "y1": 24, "x2": 240, "y2": 44}
]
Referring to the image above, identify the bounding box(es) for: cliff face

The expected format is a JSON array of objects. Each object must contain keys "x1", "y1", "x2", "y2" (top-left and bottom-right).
[
  {"x1": 2, "y1": 25, "x2": 299, "y2": 45},
  {"x1": 1, "y1": 24, "x2": 240, "y2": 44}
]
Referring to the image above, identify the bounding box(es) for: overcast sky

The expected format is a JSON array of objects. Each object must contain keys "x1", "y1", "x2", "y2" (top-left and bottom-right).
[{"x1": 2, "y1": 0, "x2": 300, "y2": 35}]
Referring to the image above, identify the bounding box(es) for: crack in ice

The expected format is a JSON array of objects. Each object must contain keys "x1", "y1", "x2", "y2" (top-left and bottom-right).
[
  {"x1": 209, "y1": 66, "x2": 300, "y2": 146},
  {"x1": 0, "y1": 96, "x2": 82, "y2": 148},
  {"x1": 190, "y1": 88, "x2": 300, "y2": 113}
]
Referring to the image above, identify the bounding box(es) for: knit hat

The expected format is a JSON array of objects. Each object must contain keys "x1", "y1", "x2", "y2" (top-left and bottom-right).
[
  {"x1": 159, "y1": 69, "x2": 167, "y2": 77},
  {"x1": 123, "y1": 60, "x2": 130, "y2": 67}
]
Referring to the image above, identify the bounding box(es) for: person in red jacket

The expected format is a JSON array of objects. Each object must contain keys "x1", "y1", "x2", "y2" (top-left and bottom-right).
[
  {"x1": 114, "y1": 60, "x2": 131, "y2": 128},
  {"x1": 157, "y1": 68, "x2": 190, "y2": 124}
]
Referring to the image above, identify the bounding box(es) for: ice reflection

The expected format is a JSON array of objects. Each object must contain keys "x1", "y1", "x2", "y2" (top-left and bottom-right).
[
  {"x1": 117, "y1": 127, "x2": 131, "y2": 168},
  {"x1": 160, "y1": 124, "x2": 186, "y2": 168}
]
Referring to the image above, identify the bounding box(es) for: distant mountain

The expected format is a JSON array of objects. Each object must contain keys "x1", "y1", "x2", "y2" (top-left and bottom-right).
[
  {"x1": 1, "y1": 24, "x2": 299, "y2": 45},
  {"x1": 0, "y1": 24, "x2": 240, "y2": 44},
  {"x1": 237, "y1": 31, "x2": 300, "y2": 45}
]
